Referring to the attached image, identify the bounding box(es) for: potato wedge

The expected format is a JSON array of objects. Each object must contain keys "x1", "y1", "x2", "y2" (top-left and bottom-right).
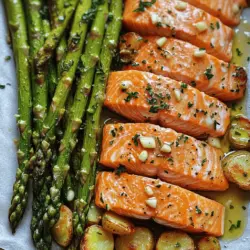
[
  {"x1": 229, "y1": 116, "x2": 250, "y2": 149},
  {"x1": 87, "y1": 201, "x2": 103, "y2": 225},
  {"x1": 222, "y1": 150, "x2": 250, "y2": 190},
  {"x1": 51, "y1": 205, "x2": 73, "y2": 247},
  {"x1": 156, "y1": 231, "x2": 195, "y2": 250},
  {"x1": 80, "y1": 225, "x2": 114, "y2": 250},
  {"x1": 197, "y1": 236, "x2": 221, "y2": 250},
  {"x1": 115, "y1": 227, "x2": 154, "y2": 250},
  {"x1": 102, "y1": 211, "x2": 135, "y2": 235}
]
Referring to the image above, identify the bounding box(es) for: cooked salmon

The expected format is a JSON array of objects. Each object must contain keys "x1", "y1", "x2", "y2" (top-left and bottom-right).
[
  {"x1": 123, "y1": 0, "x2": 234, "y2": 62},
  {"x1": 120, "y1": 33, "x2": 247, "y2": 101},
  {"x1": 100, "y1": 123, "x2": 229, "y2": 191},
  {"x1": 95, "y1": 172, "x2": 225, "y2": 236},
  {"x1": 183, "y1": 0, "x2": 247, "y2": 26},
  {"x1": 104, "y1": 70, "x2": 230, "y2": 138}
]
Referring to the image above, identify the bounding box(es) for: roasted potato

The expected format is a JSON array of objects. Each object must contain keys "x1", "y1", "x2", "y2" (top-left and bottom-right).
[
  {"x1": 87, "y1": 201, "x2": 103, "y2": 225},
  {"x1": 80, "y1": 225, "x2": 114, "y2": 250},
  {"x1": 229, "y1": 115, "x2": 250, "y2": 149},
  {"x1": 102, "y1": 211, "x2": 135, "y2": 235},
  {"x1": 197, "y1": 236, "x2": 221, "y2": 250},
  {"x1": 156, "y1": 231, "x2": 195, "y2": 250},
  {"x1": 115, "y1": 227, "x2": 154, "y2": 250},
  {"x1": 51, "y1": 205, "x2": 73, "y2": 247},
  {"x1": 222, "y1": 150, "x2": 250, "y2": 190}
]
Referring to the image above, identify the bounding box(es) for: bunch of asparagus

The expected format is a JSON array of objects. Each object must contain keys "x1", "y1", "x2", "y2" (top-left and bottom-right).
[{"x1": 4, "y1": 0, "x2": 122, "y2": 249}]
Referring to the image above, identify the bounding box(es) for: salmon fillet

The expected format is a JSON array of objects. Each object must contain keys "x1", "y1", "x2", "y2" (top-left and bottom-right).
[
  {"x1": 120, "y1": 33, "x2": 247, "y2": 101},
  {"x1": 104, "y1": 70, "x2": 230, "y2": 138},
  {"x1": 123, "y1": 0, "x2": 234, "y2": 62},
  {"x1": 100, "y1": 123, "x2": 229, "y2": 191},
  {"x1": 184, "y1": 0, "x2": 247, "y2": 26},
  {"x1": 95, "y1": 172, "x2": 225, "y2": 236}
]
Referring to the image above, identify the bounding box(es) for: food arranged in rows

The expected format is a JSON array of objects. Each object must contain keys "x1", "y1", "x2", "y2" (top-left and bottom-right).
[{"x1": 3, "y1": 0, "x2": 249, "y2": 249}]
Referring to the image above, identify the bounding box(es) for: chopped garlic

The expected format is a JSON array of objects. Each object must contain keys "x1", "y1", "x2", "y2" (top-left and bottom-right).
[
  {"x1": 150, "y1": 13, "x2": 161, "y2": 25},
  {"x1": 194, "y1": 21, "x2": 208, "y2": 33},
  {"x1": 160, "y1": 143, "x2": 172, "y2": 153},
  {"x1": 139, "y1": 136, "x2": 156, "y2": 149},
  {"x1": 207, "y1": 137, "x2": 221, "y2": 149},
  {"x1": 145, "y1": 186, "x2": 154, "y2": 196},
  {"x1": 193, "y1": 49, "x2": 206, "y2": 58},
  {"x1": 232, "y1": 4, "x2": 240, "y2": 14},
  {"x1": 174, "y1": 89, "x2": 181, "y2": 102},
  {"x1": 205, "y1": 116, "x2": 214, "y2": 127},
  {"x1": 175, "y1": 1, "x2": 187, "y2": 11},
  {"x1": 120, "y1": 80, "x2": 132, "y2": 90},
  {"x1": 66, "y1": 189, "x2": 75, "y2": 202},
  {"x1": 156, "y1": 37, "x2": 167, "y2": 47},
  {"x1": 139, "y1": 150, "x2": 148, "y2": 162},
  {"x1": 146, "y1": 197, "x2": 157, "y2": 208}
]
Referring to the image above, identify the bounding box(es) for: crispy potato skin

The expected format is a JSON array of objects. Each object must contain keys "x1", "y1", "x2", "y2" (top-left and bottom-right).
[
  {"x1": 51, "y1": 205, "x2": 73, "y2": 247},
  {"x1": 102, "y1": 211, "x2": 135, "y2": 235},
  {"x1": 197, "y1": 236, "x2": 221, "y2": 250},
  {"x1": 229, "y1": 116, "x2": 250, "y2": 149},
  {"x1": 156, "y1": 231, "x2": 195, "y2": 250},
  {"x1": 115, "y1": 227, "x2": 154, "y2": 250},
  {"x1": 80, "y1": 225, "x2": 114, "y2": 250},
  {"x1": 222, "y1": 150, "x2": 250, "y2": 190}
]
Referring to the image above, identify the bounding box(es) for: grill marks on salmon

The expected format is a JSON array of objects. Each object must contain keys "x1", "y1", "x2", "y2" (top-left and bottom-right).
[
  {"x1": 183, "y1": 0, "x2": 247, "y2": 26},
  {"x1": 100, "y1": 123, "x2": 229, "y2": 191},
  {"x1": 123, "y1": 0, "x2": 234, "y2": 62},
  {"x1": 104, "y1": 70, "x2": 230, "y2": 138},
  {"x1": 95, "y1": 172, "x2": 225, "y2": 236},
  {"x1": 120, "y1": 33, "x2": 247, "y2": 101}
]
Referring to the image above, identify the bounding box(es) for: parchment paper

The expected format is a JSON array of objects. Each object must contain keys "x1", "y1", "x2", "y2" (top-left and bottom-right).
[{"x1": 0, "y1": 1, "x2": 249, "y2": 249}]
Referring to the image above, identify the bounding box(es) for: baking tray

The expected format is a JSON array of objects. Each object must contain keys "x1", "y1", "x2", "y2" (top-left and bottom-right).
[{"x1": 0, "y1": 1, "x2": 249, "y2": 249}]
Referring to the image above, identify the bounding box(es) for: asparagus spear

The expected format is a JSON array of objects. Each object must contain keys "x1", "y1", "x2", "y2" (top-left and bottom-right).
[
  {"x1": 49, "y1": 0, "x2": 68, "y2": 73},
  {"x1": 45, "y1": 0, "x2": 109, "y2": 229},
  {"x1": 4, "y1": 0, "x2": 32, "y2": 233},
  {"x1": 48, "y1": 0, "x2": 57, "y2": 28},
  {"x1": 29, "y1": 1, "x2": 92, "y2": 244},
  {"x1": 25, "y1": 0, "x2": 48, "y2": 147},
  {"x1": 35, "y1": 0, "x2": 79, "y2": 68},
  {"x1": 56, "y1": 1, "x2": 68, "y2": 73},
  {"x1": 73, "y1": 0, "x2": 123, "y2": 241},
  {"x1": 30, "y1": 3, "x2": 57, "y2": 249},
  {"x1": 32, "y1": 0, "x2": 92, "y2": 175}
]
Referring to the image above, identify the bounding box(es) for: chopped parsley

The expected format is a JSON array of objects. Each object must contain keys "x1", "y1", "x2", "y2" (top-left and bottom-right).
[
  {"x1": 133, "y1": 0, "x2": 156, "y2": 12},
  {"x1": 110, "y1": 129, "x2": 117, "y2": 137},
  {"x1": 195, "y1": 205, "x2": 202, "y2": 214},
  {"x1": 236, "y1": 48, "x2": 243, "y2": 57},
  {"x1": 4, "y1": 56, "x2": 11, "y2": 61},
  {"x1": 204, "y1": 66, "x2": 214, "y2": 80},
  {"x1": 115, "y1": 165, "x2": 127, "y2": 176},
  {"x1": 210, "y1": 23, "x2": 215, "y2": 30},
  {"x1": 174, "y1": 242, "x2": 181, "y2": 248},
  {"x1": 229, "y1": 220, "x2": 241, "y2": 231},
  {"x1": 132, "y1": 134, "x2": 140, "y2": 146},
  {"x1": 216, "y1": 21, "x2": 220, "y2": 29},
  {"x1": 124, "y1": 91, "x2": 139, "y2": 102},
  {"x1": 0, "y1": 84, "x2": 5, "y2": 89},
  {"x1": 181, "y1": 82, "x2": 187, "y2": 89},
  {"x1": 201, "y1": 158, "x2": 207, "y2": 166},
  {"x1": 188, "y1": 102, "x2": 193, "y2": 108}
]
